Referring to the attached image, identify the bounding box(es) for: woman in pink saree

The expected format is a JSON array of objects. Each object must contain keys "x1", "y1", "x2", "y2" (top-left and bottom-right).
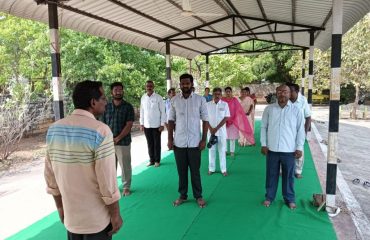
[
  {"x1": 238, "y1": 87, "x2": 255, "y2": 146},
  {"x1": 222, "y1": 87, "x2": 255, "y2": 156}
]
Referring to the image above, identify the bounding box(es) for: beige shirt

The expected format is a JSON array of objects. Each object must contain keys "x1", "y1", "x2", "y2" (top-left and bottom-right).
[{"x1": 44, "y1": 109, "x2": 120, "y2": 234}]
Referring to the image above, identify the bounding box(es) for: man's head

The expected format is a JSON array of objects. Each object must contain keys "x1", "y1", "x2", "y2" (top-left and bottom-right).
[
  {"x1": 110, "y1": 82, "x2": 124, "y2": 100},
  {"x1": 276, "y1": 85, "x2": 291, "y2": 105},
  {"x1": 225, "y1": 86, "x2": 232, "y2": 98},
  {"x1": 204, "y1": 87, "x2": 210, "y2": 95},
  {"x1": 286, "y1": 82, "x2": 299, "y2": 101},
  {"x1": 145, "y1": 80, "x2": 155, "y2": 95},
  {"x1": 72, "y1": 80, "x2": 107, "y2": 116},
  {"x1": 167, "y1": 88, "x2": 176, "y2": 99},
  {"x1": 179, "y1": 73, "x2": 194, "y2": 95},
  {"x1": 212, "y1": 87, "x2": 222, "y2": 103}
]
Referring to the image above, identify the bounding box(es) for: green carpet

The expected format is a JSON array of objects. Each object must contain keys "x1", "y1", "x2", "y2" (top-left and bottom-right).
[{"x1": 7, "y1": 121, "x2": 336, "y2": 240}]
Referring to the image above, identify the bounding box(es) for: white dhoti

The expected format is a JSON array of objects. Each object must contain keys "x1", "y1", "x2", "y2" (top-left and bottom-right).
[{"x1": 209, "y1": 135, "x2": 227, "y2": 173}]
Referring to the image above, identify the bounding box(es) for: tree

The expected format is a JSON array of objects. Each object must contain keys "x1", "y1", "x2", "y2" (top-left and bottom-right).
[{"x1": 342, "y1": 14, "x2": 370, "y2": 118}]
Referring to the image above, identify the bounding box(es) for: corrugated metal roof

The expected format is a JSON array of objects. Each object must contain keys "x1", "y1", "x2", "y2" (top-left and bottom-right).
[{"x1": 0, "y1": 0, "x2": 369, "y2": 59}]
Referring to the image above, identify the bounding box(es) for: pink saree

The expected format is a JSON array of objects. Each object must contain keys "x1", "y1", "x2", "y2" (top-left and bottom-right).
[{"x1": 222, "y1": 97, "x2": 255, "y2": 145}]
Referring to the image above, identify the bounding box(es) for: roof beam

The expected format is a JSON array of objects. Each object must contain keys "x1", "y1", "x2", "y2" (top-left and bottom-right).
[
  {"x1": 165, "y1": 0, "x2": 234, "y2": 45},
  {"x1": 203, "y1": 38, "x2": 308, "y2": 55},
  {"x1": 55, "y1": 3, "x2": 201, "y2": 54},
  {"x1": 107, "y1": 0, "x2": 217, "y2": 50},
  {"x1": 213, "y1": 0, "x2": 245, "y2": 35},
  {"x1": 207, "y1": 47, "x2": 304, "y2": 55},
  {"x1": 163, "y1": 28, "x2": 316, "y2": 42},
  {"x1": 256, "y1": 0, "x2": 276, "y2": 41},
  {"x1": 315, "y1": 9, "x2": 333, "y2": 41},
  {"x1": 224, "y1": 0, "x2": 257, "y2": 39},
  {"x1": 160, "y1": 14, "x2": 324, "y2": 42}
]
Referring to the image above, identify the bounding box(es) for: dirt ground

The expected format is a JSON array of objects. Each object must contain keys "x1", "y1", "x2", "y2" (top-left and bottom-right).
[{"x1": 0, "y1": 133, "x2": 46, "y2": 180}]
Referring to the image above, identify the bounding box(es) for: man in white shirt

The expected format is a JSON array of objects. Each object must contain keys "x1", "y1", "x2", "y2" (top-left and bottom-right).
[
  {"x1": 206, "y1": 88, "x2": 230, "y2": 176},
  {"x1": 287, "y1": 83, "x2": 311, "y2": 179},
  {"x1": 261, "y1": 85, "x2": 305, "y2": 209},
  {"x1": 168, "y1": 73, "x2": 209, "y2": 208},
  {"x1": 140, "y1": 80, "x2": 166, "y2": 167}
]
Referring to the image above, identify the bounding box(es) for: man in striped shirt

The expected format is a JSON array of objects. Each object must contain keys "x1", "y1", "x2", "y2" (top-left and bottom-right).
[{"x1": 44, "y1": 80, "x2": 123, "y2": 240}]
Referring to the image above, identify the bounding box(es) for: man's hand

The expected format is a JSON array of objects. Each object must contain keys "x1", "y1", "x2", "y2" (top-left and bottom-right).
[
  {"x1": 140, "y1": 125, "x2": 144, "y2": 131},
  {"x1": 167, "y1": 139, "x2": 174, "y2": 150},
  {"x1": 261, "y1": 146, "x2": 269, "y2": 155},
  {"x1": 57, "y1": 207, "x2": 64, "y2": 223},
  {"x1": 210, "y1": 127, "x2": 217, "y2": 135},
  {"x1": 295, "y1": 150, "x2": 303, "y2": 159},
  {"x1": 108, "y1": 213, "x2": 123, "y2": 236},
  {"x1": 113, "y1": 137, "x2": 121, "y2": 145},
  {"x1": 159, "y1": 126, "x2": 164, "y2": 132},
  {"x1": 199, "y1": 140, "x2": 206, "y2": 151}
]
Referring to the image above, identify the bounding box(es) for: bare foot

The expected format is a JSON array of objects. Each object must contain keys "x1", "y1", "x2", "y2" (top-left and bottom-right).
[
  {"x1": 154, "y1": 162, "x2": 160, "y2": 167},
  {"x1": 288, "y1": 202, "x2": 296, "y2": 209},
  {"x1": 222, "y1": 172, "x2": 228, "y2": 176},
  {"x1": 208, "y1": 171, "x2": 214, "y2": 175},
  {"x1": 263, "y1": 200, "x2": 271, "y2": 207},
  {"x1": 146, "y1": 162, "x2": 154, "y2": 167},
  {"x1": 173, "y1": 198, "x2": 186, "y2": 207},
  {"x1": 197, "y1": 198, "x2": 206, "y2": 208},
  {"x1": 123, "y1": 189, "x2": 131, "y2": 196},
  {"x1": 295, "y1": 173, "x2": 303, "y2": 179}
]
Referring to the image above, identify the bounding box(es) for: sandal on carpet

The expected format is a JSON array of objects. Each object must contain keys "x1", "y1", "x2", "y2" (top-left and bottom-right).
[
  {"x1": 197, "y1": 198, "x2": 206, "y2": 208},
  {"x1": 173, "y1": 198, "x2": 186, "y2": 207}
]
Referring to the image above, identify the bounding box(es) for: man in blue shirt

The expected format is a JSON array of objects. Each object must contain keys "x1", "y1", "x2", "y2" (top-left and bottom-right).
[
  {"x1": 260, "y1": 85, "x2": 305, "y2": 209},
  {"x1": 203, "y1": 87, "x2": 213, "y2": 102}
]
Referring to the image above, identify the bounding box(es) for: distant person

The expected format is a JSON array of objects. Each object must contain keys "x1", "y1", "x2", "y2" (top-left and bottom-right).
[
  {"x1": 164, "y1": 88, "x2": 176, "y2": 127},
  {"x1": 287, "y1": 83, "x2": 311, "y2": 179},
  {"x1": 206, "y1": 87, "x2": 230, "y2": 176},
  {"x1": 260, "y1": 85, "x2": 305, "y2": 209},
  {"x1": 203, "y1": 87, "x2": 213, "y2": 102},
  {"x1": 45, "y1": 80, "x2": 123, "y2": 239},
  {"x1": 168, "y1": 73, "x2": 209, "y2": 208},
  {"x1": 238, "y1": 87, "x2": 255, "y2": 146},
  {"x1": 101, "y1": 82, "x2": 134, "y2": 196},
  {"x1": 140, "y1": 80, "x2": 166, "y2": 167},
  {"x1": 222, "y1": 87, "x2": 254, "y2": 156}
]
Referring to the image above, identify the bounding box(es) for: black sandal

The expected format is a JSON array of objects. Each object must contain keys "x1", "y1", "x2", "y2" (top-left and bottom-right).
[{"x1": 363, "y1": 181, "x2": 370, "y2": 188}]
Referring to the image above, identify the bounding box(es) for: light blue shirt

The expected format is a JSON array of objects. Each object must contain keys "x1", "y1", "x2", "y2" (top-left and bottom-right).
[
  {"x1": 260, "y1": 101, "x2": 305, "y2": 152},
  {"x1": 168, "y1": 92, "x2": 209, "y2": 148},
  {"x1": 292, "y1": 92, "x2": 311, "y2": 118}
]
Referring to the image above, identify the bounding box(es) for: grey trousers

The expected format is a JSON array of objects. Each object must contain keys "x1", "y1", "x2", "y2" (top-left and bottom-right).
[{"x1": 115, "y1": 144, "x2": 132, "y2": 190}]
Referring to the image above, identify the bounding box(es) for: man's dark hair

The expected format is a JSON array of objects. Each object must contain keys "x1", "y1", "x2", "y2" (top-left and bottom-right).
[
  {"x1": 213, "y1": 87, "x2": 222, "y2": 93},
  {"x1": 73, "y1": 80, "x2": 103, "y2": 110},
  {"x1": 179, "y1": 73, "x2": 194, "y2": 83},
  {"x1": 146, "y1": 80, "x2": 154, "y2": 85},
  {"x1": 286, "y1": 82, "x2": 299, "y2": 93},
  {"x1": 205, "y1": 87, "x2": 210, "y2": 91},
  {"x1": 225, "y1": 86, "x2": 232, "y2": 91},
  {"x1": 243, "y1": 87, "x2": 250, "y2": 92},
  {"x1": 168, "y1": 88, "x2": 175, "y2": 94},
  {"x1": 110, "y1": 82, "x2": 123, "y2": 91}
]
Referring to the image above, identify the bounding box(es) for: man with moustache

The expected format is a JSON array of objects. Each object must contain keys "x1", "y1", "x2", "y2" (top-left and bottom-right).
[
  {"x1": 260, "y1": 85, "x2": 305, "y2": 209},
  {"x1": 168, "y1": 73, "x2": 209, "y2": 208},
  {"x1": 140, "y1": 80, "x2": 166, "y2": 167},
  {"x1": 101, "y1": 82, "x2": 135, "y2": 196},
  {"x1": 45, "y1": 81, "x2": 123, "y2": 239}
]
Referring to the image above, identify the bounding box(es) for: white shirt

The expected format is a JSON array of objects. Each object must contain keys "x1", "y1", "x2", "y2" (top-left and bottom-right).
[
  {"x1": 206, "y1": 100, "x2": 230, "y2": 138},
  {"x1": 140, "y1": 92, "x2": 166, "y2": 128},
  {"x1": 168, "y1": 92, "x2": 209, "y2": 148},
  {"x1": 292, "y1": 92, "x2": 311, "y2": 118},
  {"x1": 260, "y1": 101, "x2": 305, "y2": 152}
]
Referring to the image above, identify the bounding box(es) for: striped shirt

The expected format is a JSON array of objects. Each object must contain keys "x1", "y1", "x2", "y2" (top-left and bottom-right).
[{"x1": 44, "y1": 109, "x2": 120, "y2": 234}]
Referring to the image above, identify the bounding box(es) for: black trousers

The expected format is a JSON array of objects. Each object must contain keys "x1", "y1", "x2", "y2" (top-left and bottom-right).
[
  {"x1": 144, "y1": 127, "x2": 162, "y2": 163},
  {"x1": 67, "y1": 223, "x2": 112, "y2": 240},
  {"x1": 173, "y1": 146, "x2": 202, "y2": 199}
]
